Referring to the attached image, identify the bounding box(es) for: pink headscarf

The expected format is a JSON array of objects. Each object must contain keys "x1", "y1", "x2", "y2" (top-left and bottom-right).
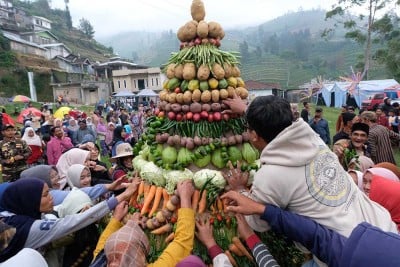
[
  {"x1": 176, "y1": 255, "x2": 207, "y2": 267},
  {"x1": 56, "y1": 148, "x2": 90, "y2": 189},
  {"x1": 365, "y1": 167, "x2": 399, "y2": 182}
]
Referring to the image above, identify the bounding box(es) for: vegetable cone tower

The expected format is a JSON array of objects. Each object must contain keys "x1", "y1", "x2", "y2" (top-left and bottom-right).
[
  {"x1": 130, "y1": 1, "x2": 304, "y2": 266},
  {"x1": 133, "y1": 0, "x2": 259, "y2": 188}
]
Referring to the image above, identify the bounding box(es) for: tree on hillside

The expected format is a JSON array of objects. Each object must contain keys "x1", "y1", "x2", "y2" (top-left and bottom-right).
[
  {"x1": 78, "y1": 18, "x2": 95, "y2": 39},
  {"x1": 373, "y1": 13, "x2": 400, "y2": 80},
  {"x1": 324, "y1": 0, "x2": 399, "y2": 79},
  {"x1": 239, "y1": 41, "x2": 249, "y2": 62},
  {"x1": 64, "y1": 0, "x2": 73, "y2": 30}
]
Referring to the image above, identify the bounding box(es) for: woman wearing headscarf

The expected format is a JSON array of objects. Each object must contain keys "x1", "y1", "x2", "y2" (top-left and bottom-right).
[
  {"x1": 123, "y1": 124, "x2": 136, "y2": 147},
  {"x1": 58, "y1": 189, "x2": 99, "y2": 267},
  {"x1": 66, "y1": 118, "x2": 79, "y2": 139},
  {"x1": 95, "y1": 180, "x2": 195, "y2": 267},
  {"x1": 0, "y1": 177, "x2": 140, "y2": 262},
  {"x1": 105, "y1": 122, "x2": 115, "y2": 156},
  {"x1": 86, "y1": 144, "x2": 112, "y2": 185},
  {"x1": 20, "y1": 165, "x2": 121, "y2": 206},
  {"x1": 56, "y1": 148, "x2": 90, "y2": 189},
  {"x1": 21, "y1": 127, "x2": 43, "y2": 166},
  {"x1": 96, "y1": 116, "x2": 108, "y2": 156},
  {"x1": 111, "y1": 126, "x2": 126, "y2": 158},
  {"x1": 360, "y1": 167, "x2": 400, "y2": 230}
]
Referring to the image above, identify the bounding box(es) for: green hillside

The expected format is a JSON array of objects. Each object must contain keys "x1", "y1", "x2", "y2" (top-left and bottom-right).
[{"x1": 101, "y1": 9, "x2": 390, "y2": 88}]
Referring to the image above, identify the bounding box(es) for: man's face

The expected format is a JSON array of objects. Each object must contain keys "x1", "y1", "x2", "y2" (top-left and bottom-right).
[
  {"x1": 79, "y1": 122, "x2": 86, "y2": 129},
  {"x1": 54, "y1": 128, "x2": 63, "y2": 138},
  {"x1": 315, "y1": 111, "x2": 322, "y2": 118},
  {"x1": 2, "y1": 127, "x2": 16, "y2": 138},
  {"x1": 351, "y1": 130, "x2": 368, "y2": 149}
]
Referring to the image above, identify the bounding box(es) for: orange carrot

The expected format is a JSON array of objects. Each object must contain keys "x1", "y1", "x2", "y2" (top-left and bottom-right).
[
  {"x1": 222, "y1": 198, "x2": 229, "y2": 213},
  {"x1": 191, "y1": 189, "x2": 200, "y2": 212},
  {"x1": 162, "y1": 189, "x2": 170, "y2": 210},
  {"x1": 151, "y1": 223, "x2": 172, "y2": 234},
  {"x1": 232, "y1": 237, "x2": 253, "y2": 262},
  {"x1": 228, "y1": 243, "x2": 244, "y2": 257},
  {"x1": 217, "y1": 197, "x2": 223, "y2": 212},
  {"x1": 137, "y1": 181, "x2": 145, "y2": 197},
  {"x1": 141, "y1": 185, "x2": 157, "y2": 216},
  {"x1": 165, "y1": 232, "x2": 175, "y2": 243},
  {"x1": 225, "y1": 250, "x2": 238, "y2": 267},
  {"x1": 149, "y1": 187, "x2": 163, "y2": 217},
  {"x1": 129, "y1": 190, "x2": 138, "y2": 207},
  {"x1": 143, "y1": 183, "x2": 151, "y2": 198},
  {"x1": 198, "y1": 190, "x2": 207, "y2": 214}
]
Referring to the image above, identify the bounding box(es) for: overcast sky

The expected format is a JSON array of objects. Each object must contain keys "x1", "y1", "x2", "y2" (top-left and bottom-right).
[{"x1": 50, "y1": 0, "x2": 340, "y2": 38}]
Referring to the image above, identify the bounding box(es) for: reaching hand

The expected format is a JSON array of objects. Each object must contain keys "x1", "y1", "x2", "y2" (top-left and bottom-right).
[
  {"x1": 236, "y1": 213, "x2": 255, "y2": 240},
  {"x1": 117, "y1": 177, "x2": 141, "y2": 202},
  {"x1": 221, "y1": 191, "x2": 264, "y2": 216},
  {"x1": 195, "y1": 215, "x2": 217, "y2": 249},
  {"x1": 113, "y1": 201, "x2": 128, "y2": 222},
  {"x1": 176, "y1": 180, "x2": 195, "y2": 208},
  {"x1": 222, "y1": 91, "x2": 247, "y2": 115},
  {"x1": 107, "y1": 176, "x2": 126, "y2": 191},
  {"x1": 223, "y1": 161, "x2": 248, "y2": 191}
]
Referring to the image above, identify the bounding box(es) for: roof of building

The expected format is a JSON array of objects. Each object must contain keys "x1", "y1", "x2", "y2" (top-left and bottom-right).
[
  {"x1": 40, "y1": 43, "x2": 72, "y2": 52},
  {"x1": 1, "y1": 30, "x2": 46, "y2": 50},
  {"x1": 31, "y1": 15, "x2": 52, "y2": 23},
  {"x1": 245, "y1": 80, "x2": 282, "y2": 90},
  {"x1": 20, "y1": 30, "x2": 59, "y2": 41}
]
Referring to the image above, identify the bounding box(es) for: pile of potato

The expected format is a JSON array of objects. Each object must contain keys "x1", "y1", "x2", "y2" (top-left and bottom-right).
[{"x1": 177, "y1": 0, "x2": 225, "y2": 48}]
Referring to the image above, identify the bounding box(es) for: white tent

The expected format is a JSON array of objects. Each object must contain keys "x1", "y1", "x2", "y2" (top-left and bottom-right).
[
  {"x1": 113, "y1": 90, "x2": 135, "y2": 97},
  {"x1": 320, "y1": 79, "x2": 399, "y2": 108},
  {"x1": 136, "y1": 89, "x2": 159, "y2": 97}
]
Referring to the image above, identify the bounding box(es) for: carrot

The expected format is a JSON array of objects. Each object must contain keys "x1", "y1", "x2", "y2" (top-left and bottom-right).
[
  {"x1": 162, "y1": 188, "x2": 170, "y2": 210},
  {"x1": 232, "y1": 237, "x2": 253, "y2": 262},
  {"x1": 228, "y1": 243, "x2": 244, "y2": 257},
  {"x1": 137, "y1": 181, "x2": 145, "y2": 197},
  {"x1": 216, "y1": 197, "x2": 223, "y2": 212},
  {"x1": 143, "y1": 183, "x2": 151, "y2": 198},
  {"x1": 225, "y1": 250, "x2": 238, "y2": 267},
  {"x1": 129, "y1": 190, "x2": 138, "y2": 207},
  {"x1": 165, "y1": 232, "x2": 175, "y2": 243},
  {"x1": 198, "y1": 189, "x2": 207, "y2": 214},
  {"x1": 141, "y1": 185, "x2": 157, "y2": 216},
  {"x1": 191, "y1": 189, "x2": 200, "y2": 212},
  {"x1": 151, "y1": 223, "x2": 172, "y2": 234},
  {"x1": 149, "y1": 187, "x2": 163, "y2": 217}
]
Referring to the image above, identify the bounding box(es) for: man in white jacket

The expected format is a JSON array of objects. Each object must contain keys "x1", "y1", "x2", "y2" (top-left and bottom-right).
[{"x1": 223, "y1": 95, "x2": 397, "y2": 265}]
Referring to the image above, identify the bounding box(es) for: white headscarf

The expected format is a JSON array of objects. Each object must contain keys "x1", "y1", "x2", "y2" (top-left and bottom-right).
[
  {"x1": 66, "y1": 164, "x2": 87, "y2": 188},
  {"x1": 348, "y1": 169, "x2": 364, "y2": 191},
  {"x1": 21, "y1": 127, "x2": 42, "y2": 147},
  {"x1": 56, "y1": 148, "x2": 90, "y2": 189},
  {"x1": 57, "y1": 188, "x2": 92, "y2": 218}
]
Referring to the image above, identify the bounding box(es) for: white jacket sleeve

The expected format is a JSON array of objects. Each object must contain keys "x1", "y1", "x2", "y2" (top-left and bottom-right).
[
  {"x1": 24, "y1": 201, "x2": 110, "y2": 249},
  {"x1": 213, "y1": 253, "x2": 233, "y2": 267}
]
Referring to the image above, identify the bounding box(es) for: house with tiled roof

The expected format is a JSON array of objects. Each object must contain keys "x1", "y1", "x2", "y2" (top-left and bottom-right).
[{"x1": 245, "y1": 80, "x2": 284, "y2": 100}]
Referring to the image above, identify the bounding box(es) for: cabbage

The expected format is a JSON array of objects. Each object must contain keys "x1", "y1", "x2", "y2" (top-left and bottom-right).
[
  {"x1": 139, "y1": 144, "x2": 150, "y2": 160},
  {"x1": 164, "y1": 168, "x2": 193, "y2": 194},
  {"x1": 132, "y1": 156, "x2": 148, "y2": 173},
  {"x1": 140, "y1": 162, "x2": 165, "y2": 186},
  {"x1": 193, "y1": 169, "x2": 226, "y2": 190}
]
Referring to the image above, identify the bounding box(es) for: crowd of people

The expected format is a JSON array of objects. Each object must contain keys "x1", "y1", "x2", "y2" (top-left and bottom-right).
[{"x1": 0, "y1": 95, "x2": 398, "y2": 267}]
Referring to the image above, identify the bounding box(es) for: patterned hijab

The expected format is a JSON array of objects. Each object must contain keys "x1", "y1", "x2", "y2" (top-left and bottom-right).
[{"x1": 104, "y1": 220, "x2": 149, "y2": 267}]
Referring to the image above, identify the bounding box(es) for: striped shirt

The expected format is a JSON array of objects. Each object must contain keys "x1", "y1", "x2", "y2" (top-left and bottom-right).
[
  {"x1": 368, "y1": 124, "x2": 400, "y2": 164},
  {"x1": 253, "y1": 242, "x2": 280, "y2": 267}
]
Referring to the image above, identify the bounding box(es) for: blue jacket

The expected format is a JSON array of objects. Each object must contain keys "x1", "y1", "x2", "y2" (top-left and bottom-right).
[
  {"x1": 309, "y1": 118, "x2": 330, "y2": 145},
  {"x1": 262, "y1": 205, "x2": 400, "y2": 267}
]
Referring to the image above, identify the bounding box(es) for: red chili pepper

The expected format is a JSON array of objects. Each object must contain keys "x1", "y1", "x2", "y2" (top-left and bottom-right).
[
  {"x1": 171, "y1": 217, "x2": 177, "y2": 224},
  {"x1": 209, "y1": 217, "x2": 215, "y2": 224},
  {"x1": 216, "y1": 214, "x2": 223, "y2": 222}
]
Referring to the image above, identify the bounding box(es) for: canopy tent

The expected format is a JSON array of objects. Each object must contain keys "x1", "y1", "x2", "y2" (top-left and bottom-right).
[
  {"x1": 113, "y1": 90, "x2": 136, "y2": 97},
  {"x1": 319, "y1": 79, "x2": 400, "y2": 108},
  {"x1": 136, "y1": 89, "x2": 159, "y2": 97}
]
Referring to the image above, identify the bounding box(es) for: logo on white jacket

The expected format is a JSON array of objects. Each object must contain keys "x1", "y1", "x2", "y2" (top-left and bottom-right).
[{"x1": 306, "y1": 148, "x2": 351, "y2": 206}]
